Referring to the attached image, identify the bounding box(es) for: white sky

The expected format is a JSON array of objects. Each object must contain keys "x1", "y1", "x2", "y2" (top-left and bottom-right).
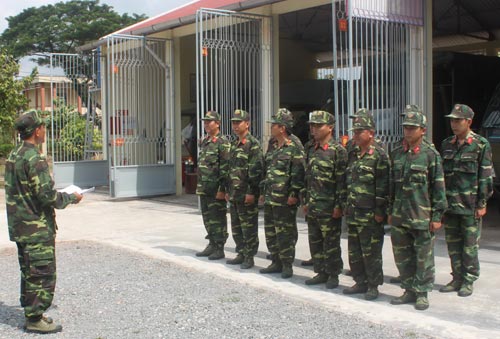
[{"x1": 1, "y1": 0, "x2": 191, "y2": 33}]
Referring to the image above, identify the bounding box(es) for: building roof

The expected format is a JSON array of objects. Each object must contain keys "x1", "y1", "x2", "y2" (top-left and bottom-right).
[{"x1": 113, "y1": 0, "x2": 282, "y2": 36}]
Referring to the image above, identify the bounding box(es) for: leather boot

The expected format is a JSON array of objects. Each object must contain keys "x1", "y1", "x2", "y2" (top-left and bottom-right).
[
  {"x1": 196, "y1": 243, "x2": 215, "y2": 257},
  {"x1": 208, "y1": 245, "x2": 225, "y2": 260}
]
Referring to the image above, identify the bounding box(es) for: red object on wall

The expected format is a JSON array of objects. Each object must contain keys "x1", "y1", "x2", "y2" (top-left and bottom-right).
[{"x1": 338, "y1": 18, "x2": 348, "y2": 32}]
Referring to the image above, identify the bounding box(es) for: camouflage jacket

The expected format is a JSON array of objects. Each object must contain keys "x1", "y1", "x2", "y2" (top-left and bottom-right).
[
  {"x1": 389, "y1": 141, "x2": 448, "y2": 230},
  {"x1": 441, "y1": 131, "x2": 493, "y2": 215},
  {"x1": 261, "y1": 137, "x2": 305, "y2": 206},
  {"x1": 196, "y1": 132, "x2": 230, "y2": 196},
  {"x1": 227, "y1": 133, "x2": 264, "y2": 202},
  {"x1": 5, "y1": 142, "x2": 77, "y2": 243},
  {"x1": 304, "y1": 138, "x2": 347, "y2": 214},
  {"x1": 345, "y1": 144, "x2": 390, "y2": 221}
]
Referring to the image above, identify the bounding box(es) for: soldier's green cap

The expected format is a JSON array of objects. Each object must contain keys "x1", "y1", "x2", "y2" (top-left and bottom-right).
[
  {"x1": 231, "y1": 109, "x2": 250, "y2": 121},
  {"x1": 308, "y1": 110, "x2": 335, "y2": 125},
  {"x1": 14, "y1": 110, "x2": 49, "y2": 136},
  {"x1": 401, "y1": 104, "x2": 427, "y2": 128},
  {"x1": 349, "y1": 114, "x2": 375, "y2": 131},
  {"x1": 268, "y1": 108, "x2": 294, "y2": 128},
  {"x1": 201, "y1": 111, "x2": 221, "y2": 121},
  {"x1": 445, "y1": 104, "x2": 474, "y2": 120},
  {"x1": 349, "y1": 107, "x2": 370, "y2": 119}
]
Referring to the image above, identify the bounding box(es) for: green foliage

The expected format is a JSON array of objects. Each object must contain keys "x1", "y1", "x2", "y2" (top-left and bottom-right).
[
  {"x1": 0, "y1": 49, "x2": 36, "y2": 142},
  {"x1": 0, "y1": 143, "x2": 14, "y2": 157},
  {"x1": 0, "y1": 0, "x2": 147, "y2": 58}
]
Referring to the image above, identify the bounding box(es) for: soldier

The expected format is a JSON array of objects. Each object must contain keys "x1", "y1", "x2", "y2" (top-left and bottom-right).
[
  {"x1": 439, "y1": 104, "x2": 493, "y2": 297},
  {"x1": 259, "y1": 109, "x2": 305, "y2": 279},
  {"x1": 5, "y1": 110, "x2": 83, "y2": 334},
  {"x1": 195, "y1": 111, "x2": 230, "y2": 260},
  {"x1": 303, "y1": 111, "x2": 347, "y2": 289},
  {"x1": 226, "y1": 109, "x2": 264, "y2": 269},
  {"x1": 343, "y1": 110, "x2": 390, "y2": 300},
  {"x1": 388, "y1": 105, "x2": 447, "y2": 311}
]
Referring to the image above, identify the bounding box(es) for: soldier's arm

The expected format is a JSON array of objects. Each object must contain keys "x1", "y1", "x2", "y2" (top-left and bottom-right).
[
  {"x1": 334, "y1": 145, "x2": 348, "y2": 211},
  {"x1": 429, "y1": 152, "x2": 447, "y2": 223},
  {"x1": 375, "y1": 150, "x2": 390, "y2": 217},
  {"x1": 217, "y1": 140, "x2": 231, "y2": 194},
  {"x1": 288, "y1": 146, "x2": 305, "y2": 203},
  {"x1": 477, "y1": 140, "x2": 493, "y2": 209},
  {"x1": 247, "y1": 141, "x2": 264, "y2": 197},
  {"x1": 387, "y1": 152, "x2": 396, "y2": 219},
  {"x1": 29, "y1": 156, "x2": 77, "y2": 209}
]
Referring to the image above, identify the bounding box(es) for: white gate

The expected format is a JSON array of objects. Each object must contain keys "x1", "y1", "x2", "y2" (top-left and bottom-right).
[
  {"x1": 103, "y1": 34, "x2": 175, "y2": 198},
  {"x1": 45, "y1": 52, "x2": 107, "y2": 188},
  {"x1": 196, "y1": 8, "x2": 273, "y2": 142},
  {"x1": 332, "y1": 0, "x2": 424, "y2": 147}
]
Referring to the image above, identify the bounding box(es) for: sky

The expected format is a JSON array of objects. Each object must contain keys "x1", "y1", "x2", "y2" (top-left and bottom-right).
[{"x1": 1, "y1": 0, "x2": 192, "y2": 33}]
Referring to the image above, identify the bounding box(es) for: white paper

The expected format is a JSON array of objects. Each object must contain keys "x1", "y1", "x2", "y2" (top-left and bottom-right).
[{"x1": 59, "y1": 185, "x2": 95, "y2": 195}]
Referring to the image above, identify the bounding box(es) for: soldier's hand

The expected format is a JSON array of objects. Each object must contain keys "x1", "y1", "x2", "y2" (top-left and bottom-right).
[
  {"x1": 215, "y1": 191, "x2": 225, "y2": 200},
  {"x1": 303, "y1": 205, "x2": 308, "y2": 215},
  {"x1": 387, "y1": 215, "x2": 392, "y2": 225},
  {"x1": 244, "y1": 194, "x2": 255, "y2": 205},
  {"x1": 332, "y1": 208, "x2": 342, "y2": 219},
  {"x1": 225, "y1": 193, "x2": 229, "y2": 202},
  {"x1": 475, "y1": 207, "x2": 487, "y2": 219},
  {"x1": 258, "y1": 195, "x2": 265, "y2": 204},
  {"x1": 287, "y1": 196, "x2": 298, "y2": 206},
  {"x1": 73, "y1": 192, "x2": 83, "y2": 203},
  {"x1": 374, "y1": 215, "x2": 384, "y2": 223},
  {"x1": 430, "y1": 221, "x2": 442, "y2": 232}
]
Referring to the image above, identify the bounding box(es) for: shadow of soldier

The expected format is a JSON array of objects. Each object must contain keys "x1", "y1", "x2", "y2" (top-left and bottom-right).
[{"x1": 0, "y1": 301, "x2": 24, "y2": 330}]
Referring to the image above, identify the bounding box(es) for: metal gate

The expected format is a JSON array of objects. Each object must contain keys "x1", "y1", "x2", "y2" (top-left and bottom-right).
[
  {"x1": 45, "y1": 52, "x2": 107, "y2": 188},
  {"x1": 331, "y1": 0, "x2": 424, "y2": 148},
  {"x1": 196, "y1": 8, "x2": 273, "y2": 142},
  {"x1": 103, "y1": 34, "x2": 174, "y2": 198}
]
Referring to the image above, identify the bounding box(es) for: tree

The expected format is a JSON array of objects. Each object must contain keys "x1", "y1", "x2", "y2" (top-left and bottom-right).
[
  {"x1": 0, "y1": 49, "x2": 36, "y2": 144},
  {"x1": 0, "y1": 0, "x2": 147, "y2": 58}
]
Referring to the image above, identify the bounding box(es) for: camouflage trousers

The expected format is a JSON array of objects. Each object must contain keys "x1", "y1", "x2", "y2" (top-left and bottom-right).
[
  {"x1": 229, "y1": 201, "x2": 259, "y2": 258},
  {"x1": 263, "y1": 204, "x2": 298, "y2": 265},
  {"x1": 200, "y1": 195, "x2": 228, "y2": 247},
  {"x1": 307, "y1": 213, "x2": 343, "y2": 276},
  {"x1": 347, "y1": 221, "x2": 385, "y2": 287},
  {"x1": 443, "y1": 213, "x2": 480, "y2": 284},
  {"x1": 391, "y1": 226, "x2": 435, "y2": 292},
  {"x1": 16, "y1": 239, "x2": 56, "y2": 320}
]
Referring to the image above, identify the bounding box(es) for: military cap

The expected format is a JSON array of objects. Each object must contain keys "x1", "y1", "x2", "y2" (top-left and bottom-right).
[
  {"x1": 445, "y1": 104, "x2": 474, "y2": 120},
  {"x1": 401, "y1": 104, "x2": 427, "y2": 128},
  {"x1": 268, "y1": 108, "x2": 294, "y2": 128},
  {"x1": 350, "y1": 114, "x2": 375, "y2": 131},
  {"x1": 231, "y1": 109, "x2": 250, "y2": 121},
  {"x1": 14, "y1": 110, "x2": 49, "y2": 136},
  {"x1": 349, "y1": 107, "x2": 370, "y2": 119},
  {"x1": 308, "y1": 110, "x2": 335, "y2": 125},
  {"x1": 201, "y1": 111, "x2": 221, "y2": 121}
]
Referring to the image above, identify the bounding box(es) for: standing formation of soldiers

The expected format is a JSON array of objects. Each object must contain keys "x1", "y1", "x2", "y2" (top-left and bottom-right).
[{"x1": 195, "y1": 103, "x2": 492, "y2": 311}]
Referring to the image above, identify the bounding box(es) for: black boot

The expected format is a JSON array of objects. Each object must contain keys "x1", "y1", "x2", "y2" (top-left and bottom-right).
[
  {"x1": 208, "y1": 245, "x2": 225, "y2": 260},
  {"x1": 196, "y1": 243, "x2": 215, "y2": 257}
]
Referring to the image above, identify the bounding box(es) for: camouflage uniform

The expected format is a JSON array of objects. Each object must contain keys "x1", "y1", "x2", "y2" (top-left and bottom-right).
[
  {"x1": 345, "y1": 114, "x2": 390, "y2": 290},
  {"x1": 441, "y1": 104, "x2": 493, "y2": 288},
  {"x1": 5, "y1": 111, "x2": 79, "y2": 323},
  {"x1": 389, "y1": 107, "x2": 447, "y2": 295},
  {"x1": 228, "y1": 110, "x2": 264, "y2": 263},
  {"x1": 261, "y1": 109, "x2": 305, "y2": 274},
  {"x1": 196, "y1": 111, "x2": 230, "y2": 256},
  {"x1": 304, "y1": 111, "x2": 347, "y2": 283}
]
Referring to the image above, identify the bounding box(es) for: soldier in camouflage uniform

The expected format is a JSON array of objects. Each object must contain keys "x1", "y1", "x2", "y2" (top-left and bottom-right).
[
  {"x1": 226, "y1": 109, "x2": 264, "y2": 269},
  {"x1": 303, "y1": 111, "x2": 347, "y2": 289},
  {"x1": 342, "y1": 110, "x2": 390, "y2": 300},
  {"x1": 5, "y1": 110, "x2": 83, "y2": 334},
  {"x1": 439, "y1": 104, "x2": 493, "y2": 297},
  {"x1": 388, "y1": 105, "x2": 447, "y2": 311},
  {"x1": 259, "y1": 109, "x2": 305, "y2": 279},
  {"x1": 195, "y1": 111, "x2": 230, "y2": 260}
]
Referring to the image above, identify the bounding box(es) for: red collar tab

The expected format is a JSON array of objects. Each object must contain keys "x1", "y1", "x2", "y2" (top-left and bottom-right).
[
  {"x1": 212, "y1": 136, "x2": 218, "y2": 143},
  {"x1": 403, "y1": 140, "x2": 420, "y2": 154},
  {"x1": 323, "y1": 143, "x2": 329, "y2": 151},
  {"x1": 368, "y1": 148, "x2": 374, "y2": 155},
  {"x1": 240, "y1": 138, "x2": 247, "y2": 145}
]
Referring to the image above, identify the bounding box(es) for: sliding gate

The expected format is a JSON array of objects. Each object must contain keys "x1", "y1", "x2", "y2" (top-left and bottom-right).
[
  {"x1": 196, "y1": 8, "x2": 273, "y2": 142},
  {"x1": 103, "y1": 34, "x2": 175, "y2": 198},
  {"x1": 332, "y1": 0, "x2": 424, "y2": 148}
]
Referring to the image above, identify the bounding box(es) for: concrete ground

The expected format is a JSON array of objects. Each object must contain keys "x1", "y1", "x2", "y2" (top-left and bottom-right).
[{"x1": 1, "y1": 189, "x2": 499, "y2": 339}]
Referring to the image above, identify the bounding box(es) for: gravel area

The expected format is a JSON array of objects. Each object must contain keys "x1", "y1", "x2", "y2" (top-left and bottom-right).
[{"x1": 0, "y1": 241, "x2": 433, "y2": 339}]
